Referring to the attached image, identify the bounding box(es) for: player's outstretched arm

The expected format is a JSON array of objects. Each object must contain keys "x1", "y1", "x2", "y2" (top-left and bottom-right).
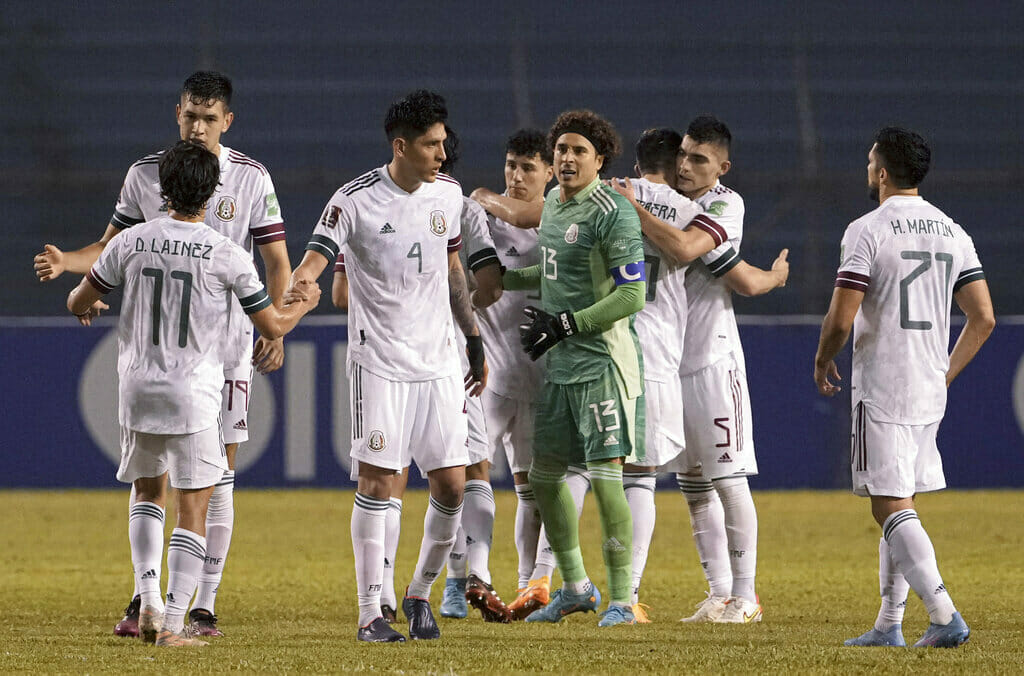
[
  {"x1": 723, "y1": 249, "x2": 790, "y2": 297},
  {"x1": 249, "y1": 282, "x2": 321, "y2": 341},
  {"x1": 35, "y1": 223, "x2": 122, "y2": 281},
  {"x1": 449, "y1": 251, "x2": 487, "y2": 395},
  {"x1": 288, "y1": 250, "x2": 330, "y2": 295},
  {"x1": 814, "y1": 286, "x2": 864, "y2": 396},
  {"x1": 471, "y1": 261, "x2": 503, "y2": 309},
  {"x1": 946, "y1": 279, "x2": 995, "y2": 387},
  {"x1": 608, "y1": 177, "x2": 715, "y2": 264},
  {"x1": 501, "y1": 264, "x2": 541, "y2": 291},
  {"x1": 252, "y1": 240, "x2": 293, "y2": 375},
  {"x1": 470, "y1": 188, "x2": 543, "y2": 229}
]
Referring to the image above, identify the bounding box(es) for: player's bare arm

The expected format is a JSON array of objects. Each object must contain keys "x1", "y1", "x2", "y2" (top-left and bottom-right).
[
  {"x1": 813, "y1": 286, "x2": 864, "y2": 396},
  {"x1": 35, "y1": 222, "x2": 122, "y2": 282},
  {"x1": 66, "y1": 276, "x2": 109, "y2": 326},
  {"x1": 288, "y1": 250, "x2": 329, "y2": 296},
  {"x1": 249, "y1": 282, "x2": 321, "y2": 340},
  {"x1": 332, "y1": 270, "x2": 349, "y2": 312},
  {"x1": 946, "y1": 279, "x2": 995, "y2": 387},
  {"x1": 470, "y1": 261, "x2": 502, "y2": 309},
  {"x1": 449, "y1": 250, "x2": 487, "y2": 395},
  {"x1": 608, "y1": 177, "x2": 716, "y2": 264},
  {"x1": 469, "y1": 188, "x2": 543, "y2": 229},
  {"x1": 251, "y1": 240, "x2": 292, "y2": 375},
  {"x1": 723, "y1": 250, "x2": 790, "y2": 297}
]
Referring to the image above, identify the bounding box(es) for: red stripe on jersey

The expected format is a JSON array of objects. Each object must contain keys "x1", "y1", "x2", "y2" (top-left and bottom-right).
[
  {"x1": 436, "y1": 173, "x2": 461, "y2": 187},
  {"x1": 87, "y1": 269, "x2": 114, "y2": 293},
  {"x1": 228, "y1": 152, "x2": 268, "y2": 175},
  {"x1": 447, "y1": 234, "x2": 463, "y2": 252},
  {"x1": 689, "y1": 214, "x2": 727, "y2": 246},
  {"x1": 335, "y1": 253, "x2": 345, "y2": 272},
  {"x1": 251, "y1": 223, "x2": 286, "y2": 244},
  {"x1": 835, "y1": 271, "x2": 870, "y2": 291}
]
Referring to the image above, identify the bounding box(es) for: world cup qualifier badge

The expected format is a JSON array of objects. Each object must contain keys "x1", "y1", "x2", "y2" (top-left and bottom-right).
[
  {"x1": 367, "y1": 430, "x2": 387, "y2": 452},
  {"x1": 216, "y1": 195, "x2": 237, "y2": 221},
  {"x1": 429, "y1": 210, "x2": 447, "y2": 236}
]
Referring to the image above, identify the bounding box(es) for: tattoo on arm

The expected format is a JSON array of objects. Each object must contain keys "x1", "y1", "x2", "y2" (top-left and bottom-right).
[{"x1": 449, "y1": 258, "x2": 477, "y2": 336}]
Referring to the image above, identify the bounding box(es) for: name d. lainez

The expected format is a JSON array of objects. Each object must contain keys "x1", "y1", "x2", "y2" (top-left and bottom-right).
[{"x1": 134, "y1": 237, "x2": 213, "y2": 260}]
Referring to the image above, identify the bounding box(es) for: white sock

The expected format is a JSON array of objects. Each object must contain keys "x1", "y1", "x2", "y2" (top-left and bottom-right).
[
  {"x1": 193, "y1": 471, "x2": 234, "y2": 614},
  {"x1": 677, "y1": 474, "x2": 731, "y2": 599},
  {"x1": 128, "y1": 485, "x2": 140, "y2": 599},
  {"x1": 407, "y1": 496, "x2": 462, "y2": 600},
  {"x1": 382, "y1": 498, "x2": 402, "y2": 609},
  {"x1": 513, "y1": 483, "x2": 541, "y2": 588},
  {"x1": 874, "y1": 537, "x2": 909, "y2": 632},
  {"x1": 713, "y1": 476, "x2": 758, "y2": 603},
  {"x1": 352, "y1": 493, "x2": 388, "y2": 627},
  {"x1": 128, "y1": 500, "x2": 165, "y2": 610},
  {"x1": 533, "y1": 527, "x2": 556, "y2": 580},
  {"x1": 564, "y1": 577, "x2": 592, "y2": 595},
  {"x1": 883, "y1": 509, "x2": 956, "y2": 626},
  {"x1": 624, "y1": 472, "x2": 657, "y2": 605},
  {"x1": 463, "y1": 479, "x2": 495, "y2": 583},
  {"x1": 447, "y1": 525, "x2": 467, "y2": 579},
  {"x1": 165, "y1": 528, "x2": 206, "y2": 634},
  {"x1": 532, "y1": 467, "x2": 589, "y2": 580}
]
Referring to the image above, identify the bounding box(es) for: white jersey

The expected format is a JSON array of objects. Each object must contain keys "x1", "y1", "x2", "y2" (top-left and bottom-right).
[
  {"x1": 631, "y1": 178, "x2": 701, "y2": 382},
  {"x1": 112, "y1": 145, "x2": 285, "y2": 368},
  {"x1": 680, "y1": 182, "x2": 746, "y2": 376},
  {"x1": 88, "y1": 216, "x2": 271, "y2": 435},
  {"x1": 836, "y1": 195, "x2": 985, "y2": 424},
  {"x1": 476, "y1": 204, "x2": 545, "y2": 400},
  {"x1": 456, "y1": 197, "x2": 500, "y2": 367},
  {"x1": 308, "y1": 165, "x2": 464, "y2": 381}
]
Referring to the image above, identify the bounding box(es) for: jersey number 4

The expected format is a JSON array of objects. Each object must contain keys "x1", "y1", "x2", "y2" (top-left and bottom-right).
[
  {"x1": 899, "y1": 250, "x2": 952, "y2": 331},
  {"x1": 142, "y1": 267, "x2": 193, "y2": 347}
]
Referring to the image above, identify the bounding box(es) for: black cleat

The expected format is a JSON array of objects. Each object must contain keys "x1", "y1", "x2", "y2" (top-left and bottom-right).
[
  {"x1": 380, "y1": 605, "x2": 397, "y2": 624},
  {"x1": 188, "y1": 608, "x2": 224, "y2": 637},
  {"x1": 357, "y1": 617, "x2": 406, "y2": 643},
  {"x1": 402, "y1": 594, "x2": 440, "y2": 640}
]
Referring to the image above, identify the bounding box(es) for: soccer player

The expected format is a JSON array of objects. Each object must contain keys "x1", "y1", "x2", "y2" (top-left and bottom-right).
[
  {"x1": 814, "y1": 127, "x2": 993, "y2": 648},
  {"x1": 288, "y1": 90, "x2": 485, "y2": 643},
  {"x1": 504, "y1": 110, "x2": 646, "y2": 628},
  {"x1": 655, "y1": 116, "x2": 788, "y2": 623},
  {"x1": 66, "y1": 140, "x2": 319, "y2": 647},
  {"x1": 34, "y1": 71, "x2": 290, "y2": 638}
]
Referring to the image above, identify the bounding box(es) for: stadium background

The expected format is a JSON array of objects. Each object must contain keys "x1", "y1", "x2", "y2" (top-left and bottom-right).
[{"x1": 3, "y1": 1, "x2": 1022, "y2": 488}]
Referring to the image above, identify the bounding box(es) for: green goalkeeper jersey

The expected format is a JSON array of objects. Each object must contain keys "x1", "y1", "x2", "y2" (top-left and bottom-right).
[{"x1": 536, "y1": 177, "x2": 645, "y2": 395}]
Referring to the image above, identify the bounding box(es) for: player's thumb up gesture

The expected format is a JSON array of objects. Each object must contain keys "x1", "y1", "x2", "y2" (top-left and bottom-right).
[{"x1": 772, "y1": 248, "x2": 790, "y2": 287}]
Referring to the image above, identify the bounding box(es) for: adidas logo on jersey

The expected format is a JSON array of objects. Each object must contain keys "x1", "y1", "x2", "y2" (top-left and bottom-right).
[
  {"x1": 379, "y1": 223, "x2": 396, "y2": 234},
  {"x1": 717, "y1": 451, "x2": 732, "y2": 463},
  {"x1": 505, "y1": 246, "x2": 520, "y2": 257},
  {"x1": 603, "y1": 434, "x2": 618, "y2": 447},
  {"x1": 233, "y1": 420, "x2": 247, "y2": 431}
]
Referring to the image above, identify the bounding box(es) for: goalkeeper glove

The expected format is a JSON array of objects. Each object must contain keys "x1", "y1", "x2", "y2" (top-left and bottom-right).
[{"x1": 519, "y1": 305, "x2": 577, "y2": 361}]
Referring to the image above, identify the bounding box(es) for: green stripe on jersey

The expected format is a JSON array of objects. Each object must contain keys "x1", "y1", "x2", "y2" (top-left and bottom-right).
[
  {"x1": 306, "y1": 234, "x2": 340, "y2": 262},
  {"x1": 239, "y1": 289, "x2": 272, "y2": 314}
]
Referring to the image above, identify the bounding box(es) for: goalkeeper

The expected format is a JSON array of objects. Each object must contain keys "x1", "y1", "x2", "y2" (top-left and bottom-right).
[{"x1": 503, "y1": 110, "x2": 646, "y2": 627}]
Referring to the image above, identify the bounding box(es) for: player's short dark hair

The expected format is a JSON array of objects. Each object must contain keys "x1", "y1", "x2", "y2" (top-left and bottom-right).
[
  {"x1": 548, "y1": 110, "x2": 622, "y2": 174},
  {"x1": 635, "y1": 128, "x2": 683, "y2": 176},
  {"x1": 440, "y1": 125, "x2": 460, "y2": 175},
  {"x1": 181, "y1": 71, "x2": 232, "y2": 109},
  {"x1": 873, "y1": 126, "x2": 931, "y2": 189},
  {"x1": 686, "y1": 115, "x2": 731, "y2": 154},
  {"x1": 506, "y1": 128, "x2": 552, "y2": 165},
  {"x1": 158, "y1": 140, "x2": 220, "y2": 218},
  {"x1": 384, "y1": 89, "x2": 448, "y2": 142}
]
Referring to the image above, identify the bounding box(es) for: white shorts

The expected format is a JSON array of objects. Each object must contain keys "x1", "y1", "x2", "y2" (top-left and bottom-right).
[
  {"x1": 117, "y1": 425, "x2": 227, "y2": 490},
  {"x1": 481, "y1": 390, "x2": 535, "y2": 474},
  {"x1": 466, "y1": 393, "x2": 491, "y2": 465},
  {"x1": 221, "y1": 361, "x2": 253, "y2": 445},
  {"x1": 636, "y1": 377, "x2": 686, "y2": 469},
  {"x1": 348, "y1": 362, "x2": 469, "y2": 476},
  {"x1": 677, "y1": 355, "x2": 758, "y2": 480},
  {"x1": 851, "y1": 401, "x2": 945, "y2": 498}
]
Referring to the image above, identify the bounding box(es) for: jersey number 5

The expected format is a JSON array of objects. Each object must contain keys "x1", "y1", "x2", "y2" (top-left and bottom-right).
[{"x1": 141, "y1": 267, "x2": 193, "y2": 347}]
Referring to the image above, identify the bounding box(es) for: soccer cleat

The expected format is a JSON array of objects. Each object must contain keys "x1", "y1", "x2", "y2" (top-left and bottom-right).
[
  {"x1": 113, "y1": 595, "x2": 141, "y2": 638},
  {"x1": 138, "y1": 603, "x2": 162, "y2": 644},
  {"x1": 679, "y1": 594, "x2": 729, "y2": 623},
  {"x1": 508, "y1": 576, "x2": 551, "y2": 621},
  {"x1": 716, "y1": 596, "x2": 763, "y2": 623},
  {"x1": 439, "y1": 577, "x2": 468, "y2": 618},
  {"x1": 155, "y1": 627, "x2": 209, "y2": 647},
  {"x1": 357, "y1": 617, "x2": 406, "y2": 643},
  {"x1": 913, "y1": 612, "x2": 970, "y2": 648},
  {"x1": 524, "y1": 583, "x2": 601, "y2": 623},
  {"x1": 380, "y1": 605, "x2": 397, "y2": 624},
  {"x1": 465, "y1": 574, "x2": 512, "y2": 623},
  {"x1": 188, "y1": 608, "x2": 224, "y2": 637},
  {"x1": 598, "y1": 604, "x2": 636, "y2": 627},
  {"x1": 631, "y1": 602, "x2": 651, "y2": 624},
  {"x1": 402, "y1": 592, "x2": 441, "y2": 640},
  {"x1": 844, "y1": 624, "x2": 906, "y2": 647}
]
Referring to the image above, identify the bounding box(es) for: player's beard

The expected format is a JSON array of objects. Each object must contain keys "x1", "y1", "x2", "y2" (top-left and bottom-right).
[{"x1": 868, "y1": 184, "x2": 880, "y2": 203}]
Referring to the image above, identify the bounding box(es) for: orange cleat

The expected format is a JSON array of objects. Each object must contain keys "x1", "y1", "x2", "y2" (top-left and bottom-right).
[{"x1": 508, "y1": 575, "x2": 551, "y2": 621}]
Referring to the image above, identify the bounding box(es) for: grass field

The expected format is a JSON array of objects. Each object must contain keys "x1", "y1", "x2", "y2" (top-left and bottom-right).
[{"x1": 2, "y1": 489, "x2": 1022, "y2": 673}]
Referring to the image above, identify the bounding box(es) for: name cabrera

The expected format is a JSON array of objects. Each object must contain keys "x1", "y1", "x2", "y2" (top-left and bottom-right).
[{"x1": 134, "y1": 237, "x2": 213, "y2": 260}]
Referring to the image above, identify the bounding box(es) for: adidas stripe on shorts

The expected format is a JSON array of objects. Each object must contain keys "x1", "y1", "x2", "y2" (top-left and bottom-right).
[{"x1": 850, "y1": 400, "x2": 945, "y2": 498}]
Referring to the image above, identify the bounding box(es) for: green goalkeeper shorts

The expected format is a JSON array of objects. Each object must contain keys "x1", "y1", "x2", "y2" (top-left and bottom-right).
[{"x1": 533, "y1": 363, "x2": 646, "y2": 466}]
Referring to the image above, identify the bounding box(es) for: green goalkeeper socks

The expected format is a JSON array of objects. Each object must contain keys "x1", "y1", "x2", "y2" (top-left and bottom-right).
[
  {"x1": 588, "y1": 460, "x2": 633, "y2": 604},
  {"x1": 529, "y1": 459, "x2": 588, "y2": 585}
]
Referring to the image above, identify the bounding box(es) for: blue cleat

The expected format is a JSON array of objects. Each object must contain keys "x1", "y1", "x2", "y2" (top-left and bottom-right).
[
  {"x1": 525, "y1": 583, "x2": 601, "y2": 623},
  {"x1": 440, "y1": 578, "x2": 468, "y2": 618},
  {"x1": 913, "y1": 612, "x2": 970, "y2": 648},
  {"x1": 844, "y1": 624, "x2": 906, "y2": 647},
  {"x1": 598, "y1": 604, "x2": 636, "y2": 627}
]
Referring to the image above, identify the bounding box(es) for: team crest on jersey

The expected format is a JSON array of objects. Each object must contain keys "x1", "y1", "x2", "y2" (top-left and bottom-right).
[
  {"x1": 429, "y1": 210, "x2": 447, "y2": 236},
  {"x1": 565, "y1": 223, "x2": 579, "y2": 244},
  {"x1": 706, "y1": 200, "x2": 727, "y2": 217},
  {"x1": 367, "y1": 430, "x2": 387, "y2": 452},
  {"x1": 215, "y1": 196, "x2": 237, "y2": 221}
]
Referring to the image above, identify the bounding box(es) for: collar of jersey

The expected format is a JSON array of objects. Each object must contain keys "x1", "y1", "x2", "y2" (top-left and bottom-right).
[
  {"x1": 217, "y1": 145, "x2": 231, "y2": 169},
  {"x1": 556, "y1": 176, "x2": 603, "y2": 206},
  {"x1": 378, "y1": 163, "x2": 430, "y2": 197}
]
